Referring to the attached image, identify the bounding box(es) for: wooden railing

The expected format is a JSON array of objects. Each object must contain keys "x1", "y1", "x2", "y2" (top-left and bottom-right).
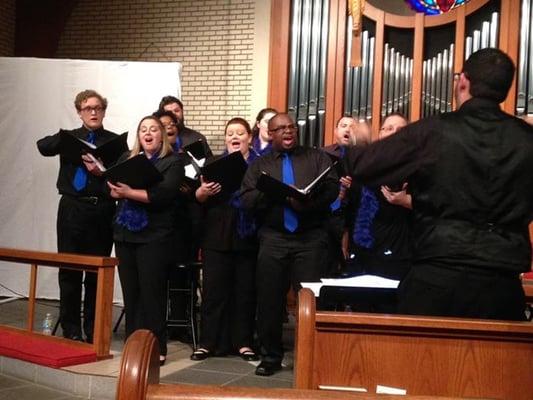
[
  {"x1": 116, "y1": 329, "x2": 464, "y2": 400},
  {"x1": 0, "y1": 247, "x2": 117, "y2": 358},
  {"x1": 295, "y1": 288, "x2": 533, "y2": 399}
]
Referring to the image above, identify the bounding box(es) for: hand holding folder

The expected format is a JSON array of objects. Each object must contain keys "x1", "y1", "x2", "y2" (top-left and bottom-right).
[
  {"x1": 104, "y1": 154, "x2": 163, "y2": 189},
  {"x1": 256, "y1": 162, "x2": 336, "y2": 202},
  {"x1": 200, "y1": 151, "x2": 248, "y2": 194},
  {"x1": 60, "y1": 130, "x2": 128, "y2": 166}
]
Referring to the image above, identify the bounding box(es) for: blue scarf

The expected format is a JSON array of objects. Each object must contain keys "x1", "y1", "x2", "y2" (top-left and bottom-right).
[
  {"x1": 226, "y1": 149, "x2": 259, "y2": 238},
  {"x1": 171, "y1": 136, "x2": 181, "y2": 152},
  {"x1": 115, "y1": 151, "x2": 160, "y2": 232},
  {"x1": 352, "y1": 186, "x2": 379, "y2": 248}
]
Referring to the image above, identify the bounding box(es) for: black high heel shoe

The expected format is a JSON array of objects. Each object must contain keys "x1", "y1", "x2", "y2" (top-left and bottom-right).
[{"x1": 190, "y1": 348, "x2": 210, "y2": 361}]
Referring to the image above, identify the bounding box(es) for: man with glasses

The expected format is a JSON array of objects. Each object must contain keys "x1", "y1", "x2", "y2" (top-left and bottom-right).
[
  {"x1": 346, "y1": 48, "x2": 533, "y2": 321},
  {"x1": 37, "y1": 90, "x2": 122, "y2": 342},
  {"x1": 241, "y1": 113, "x2": 338, "y2": 376}
]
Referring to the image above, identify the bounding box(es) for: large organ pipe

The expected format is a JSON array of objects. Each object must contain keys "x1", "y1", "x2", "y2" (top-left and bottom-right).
[
  {"x1": 489, "y1": 12, "x2": 498, "y2": 48},
  {"x1": 367, "y1": 37, "x2": 375, "y2": 121},
  {"x1": 296, "y1": 0, "x2": 312, "y2": 145},
  {"x1": 317, "y1": 0, "x2": 328, "y2": 146},
  {"x1": 359, "y1": 31, "x2": 370, "y2": 118},
  {"x1": 527, "y1": 0, "x2": 533, "y2": 114},
  {"x1": 435, "y1": 52, "x2": 442, "y2": 113},
  {"x1": 481, "y1": 21, "x2": 490, "y2": 49},
  {"x1": 344, "y1": 16, "x2": 353, "y2": 117},
  {"x1": 446, "y1": 44, "x2": 454, "y2": 112},
  {"x1": 381, "y1": 43, "x2": 390, "y2": 118},
  {"x1": 288, "y1": 0, "x2": 302, "y2": 123},
  {"x1": 517, "y1": 0, "x2": 530, "y2": 115}
]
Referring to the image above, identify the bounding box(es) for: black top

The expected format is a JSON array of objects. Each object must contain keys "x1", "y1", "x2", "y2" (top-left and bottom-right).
[
  {"x1": 37, "y1": 126, "x2": 120, "y2": 197},
  {"x1": 241, "y1": 146, "x2": 338, "y2": 233},
  {"x1": 113, "y1": 152, "x2": 184, "y2": 243},
  {"x1": 345, "y1": 97, "x2": 533, "y2": 273},
  {"x1": 346, "y1": 183, "x2": 412, "y2": 279},
  {"x1": 201, "y1": 154, "x2": 257, "y2": 252},
  {"x1": 181, "y1": 126, "x2": 213, "y2": 158}
]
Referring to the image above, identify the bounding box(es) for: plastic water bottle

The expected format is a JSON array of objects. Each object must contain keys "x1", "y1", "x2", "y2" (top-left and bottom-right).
[{"x1": 42, "y1": 313, "x2": 53, "y2": 335}]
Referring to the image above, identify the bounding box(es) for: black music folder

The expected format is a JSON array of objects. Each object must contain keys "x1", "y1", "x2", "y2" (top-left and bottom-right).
[
  {"x1": 200, "y1": 151, "x2": 248, "y2": 194},
  {"x1": 182, "y1": 139, "x2": 207, "y2": 161},
  {"x1": 323, "y1": 150, "x2": 346, "y2": 176},
  {"x1": 256, "y1": 162, "x2": 336, "y2": 202},
  {"x1": 60, "y1": 130, "x2": 128, "y2": 166},
  {"x1": 104, "y1": 154, "x2": 163, "y2": 189}
]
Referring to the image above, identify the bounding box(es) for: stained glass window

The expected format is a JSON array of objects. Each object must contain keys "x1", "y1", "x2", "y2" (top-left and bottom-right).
[{"x1": 405, "y1": 0, "x2": 469, "y2": 15}]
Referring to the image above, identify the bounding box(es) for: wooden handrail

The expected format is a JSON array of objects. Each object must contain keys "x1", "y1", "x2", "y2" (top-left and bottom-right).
[
  {"x1": 117, "y1": 330, "x2": 463, "y2": 400},
  {"x1": 0, "y1": 247, "x2": 118, "y2": 358},
  {"x1": 0, "y1": 247, "x2": 117, "y2": 269}
]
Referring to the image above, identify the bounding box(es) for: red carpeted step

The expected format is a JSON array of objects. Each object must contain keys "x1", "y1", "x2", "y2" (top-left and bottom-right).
[{"x1": 0, "y1": 328, "x2": 97, "y2": 368}]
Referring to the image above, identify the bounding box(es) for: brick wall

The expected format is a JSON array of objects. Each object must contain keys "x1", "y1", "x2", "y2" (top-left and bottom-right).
[
  {"x1": 56, "y1": 0, "x2": 260, "y2": 152},
  {"x1": 0, "y1": 0, "x2": 16, "y2": 56}
]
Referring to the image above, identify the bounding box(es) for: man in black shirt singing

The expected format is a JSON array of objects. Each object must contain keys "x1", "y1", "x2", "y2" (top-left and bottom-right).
[
  {"x1": 37, "y1": 90, "x2": 121, "y2": 342},
  {"x1": 241, "y1": 113, "x2": 338, "y2": 376}
]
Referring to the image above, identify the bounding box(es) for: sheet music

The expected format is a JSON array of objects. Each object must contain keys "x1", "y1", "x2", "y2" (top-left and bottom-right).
[
  {"x1": 320, "y1": 274, "x2": 399, "y2": 289},
  {"x1": 86, "y1": 153, "x2": 106, "y2": 172},
  {"x1": 300, "y1": 162, "x2": 335, "y2": 194},
  {"x1": 301, "y1": 274, "x2": 400, "y2": 297},
  {"x1": 184, "y1": 163, "x2": 198, "y2": 179}
]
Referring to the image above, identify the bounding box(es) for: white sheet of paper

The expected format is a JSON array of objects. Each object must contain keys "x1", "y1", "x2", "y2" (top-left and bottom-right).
[
  {"x1": 184, "y1": 163, "x2": 198, "y2": 179},
  {"x1": 320, "y1": 274, "x2": 400, "y2": 289},
  {"x1": 376, "y1": 385, "x2": 407, "y2": 395},
  {"x1": 318, "y1": 385, "x2": 367, "y2": 392},
  {"x1": 300, "y1": 282, "x2": 323, "y2": 297}
]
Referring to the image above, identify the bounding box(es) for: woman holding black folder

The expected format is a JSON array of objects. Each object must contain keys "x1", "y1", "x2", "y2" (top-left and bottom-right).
[
  {"x1": 108, "y1": 115, "x2": 184, "y2": 365},
  {"x1": 190, "y1": 118, "x2": 259, "y2": 361}
]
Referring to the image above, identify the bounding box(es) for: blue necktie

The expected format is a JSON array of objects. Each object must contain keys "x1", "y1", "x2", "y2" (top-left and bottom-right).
[
  {"x1": 330, "y1": 146, "x2": 345, "y2": 212},
  {"x1": 282, "y1": 153, "x2": 298, "y2": 232},
  {"x1": 72, "y1": 131, "x2": 95, "y2": 191}
]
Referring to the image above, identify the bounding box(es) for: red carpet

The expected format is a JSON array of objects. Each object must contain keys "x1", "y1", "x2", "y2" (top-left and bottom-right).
[{"x1": 0, "y1": 328, "x2": 97, "y2": 368}]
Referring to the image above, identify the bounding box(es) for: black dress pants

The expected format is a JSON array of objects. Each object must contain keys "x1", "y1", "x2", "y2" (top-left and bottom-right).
[
  {"x1": 398, "y1": 263, "x2": 527, "y2": 321},
  {"x1": 200, "y1": 248, "x2": 257, "y2": 354},
  {"x1": 325, "y1": 212, "x2": 346, "y2": 276},
  {"x1": 56, "y1": 195, "x2": 115, "y2": 340},
  {"x1": 256, "y1": 228, "x2": 327, "y2": 364},
  {"x1": 115, "y1": 236, "x2": 174, "y2": 356}
]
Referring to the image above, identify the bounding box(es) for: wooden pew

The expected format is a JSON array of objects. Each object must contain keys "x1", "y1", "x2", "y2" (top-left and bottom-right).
[
  {"x1": 0, "y1": 247, "x2": 117, "y2": 358},
  {"x1": 117, "y1": 329, "x2": 463, "y2": 400},
  {"x1": 294, "y1": 288, "x2": 533, "y2": 399}
]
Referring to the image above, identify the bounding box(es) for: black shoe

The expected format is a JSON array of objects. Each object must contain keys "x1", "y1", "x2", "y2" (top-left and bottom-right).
[
  {"x1": 190, "y1": 348, "x2": 210, "y2": 361},
  {"x1": 255, "y1": 361, "x2": 282, "y2": 376},
  {"x1": 64, "y1": 334, "x2": 84, "y2": 342},
  {"x1": 239, "y1": 349, "x2": 259, "y2": 362},
  {"x1": 159, "y1": 356, "x2": 166, "y2": 366},
  {"x1": 85, "y1": 335, "x2": 93, "y2": 344}
]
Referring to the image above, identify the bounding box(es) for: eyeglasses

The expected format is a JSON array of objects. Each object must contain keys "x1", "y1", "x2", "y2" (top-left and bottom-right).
[
  {"x1": 269, "y1": 124, "x2": 297, "y2": 134},
  {"x1": 80, "y1": 106, "x2": 104, "y2": 113},
  {"x1": 162, "y1": 123, "x2": 177, "y2": 128}
]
